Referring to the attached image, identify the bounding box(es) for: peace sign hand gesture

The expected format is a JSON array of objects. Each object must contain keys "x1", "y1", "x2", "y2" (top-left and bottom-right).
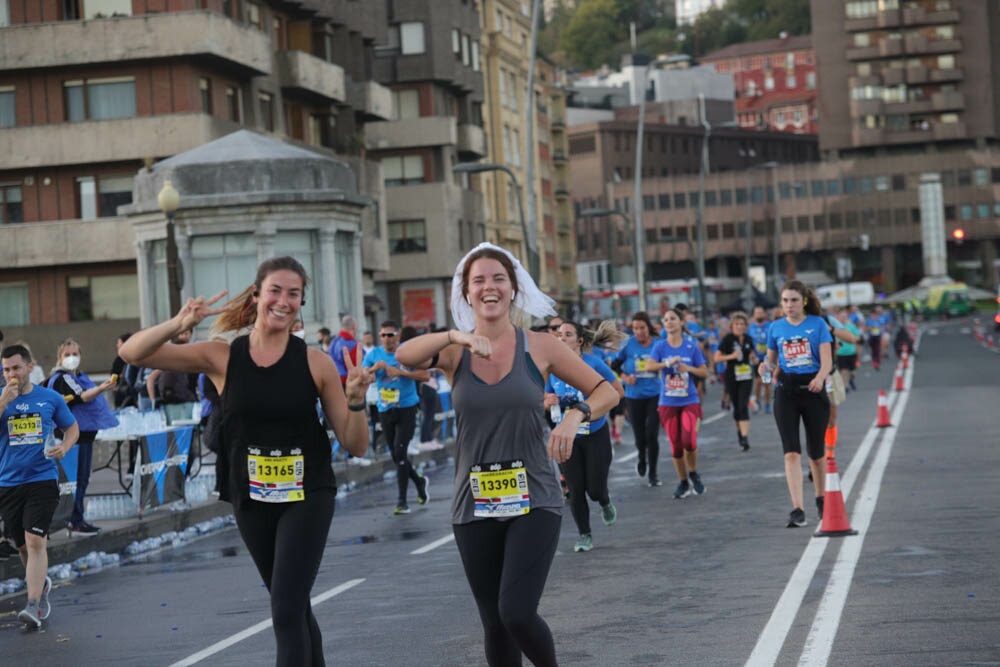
[
  {"x1": 343, "y1": 346, "x2": 373, "y2": 405},
  {"x1": 173, "y1": 290, "x2": 229, "y2": 331}
]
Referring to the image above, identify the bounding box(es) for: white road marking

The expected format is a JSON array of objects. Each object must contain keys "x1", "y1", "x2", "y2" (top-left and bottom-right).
[
  {"x1": 616, "y1": 451, "x2": 639, "y2": 464},
  {"x1": 410, "y1": 533, "x2": 455, "y2": 555},
  {"x1": 169, "y1": 578, "x2": 366, "y2": 666},
  {"x1": 798, "y1": 364, "x2": 914, "y2": 666},
  {"x1": 702, "y1": 410, "x2": 728, "y2": 425},
  {"x1": 745, "y1": 364, "x2": 911, "y2": 667}
]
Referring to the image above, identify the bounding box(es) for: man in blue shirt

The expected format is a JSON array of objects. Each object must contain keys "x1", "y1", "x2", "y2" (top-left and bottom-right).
[
  {"x1": 0, "y1": 345, "x2": 79, "y2": 629},
  {"x1": 362, "y1": 321, "x2": 430, "y2": 515},
  {"x1": 748, "y1": 306, "x2": 773, "y2": 414}
]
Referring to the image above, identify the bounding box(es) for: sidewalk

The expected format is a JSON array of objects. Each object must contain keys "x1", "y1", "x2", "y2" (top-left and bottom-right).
[{"x1": 0, "y1": 439, "x2": 456, "y2": 583}]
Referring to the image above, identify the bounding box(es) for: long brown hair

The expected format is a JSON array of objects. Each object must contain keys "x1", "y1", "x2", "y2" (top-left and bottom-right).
[
  {"x1": 211, "y1": 256, "x2": 310, "y2": 335},
  {"x1": 782, "y1": 280, "x2": 822, "y2": 317}
]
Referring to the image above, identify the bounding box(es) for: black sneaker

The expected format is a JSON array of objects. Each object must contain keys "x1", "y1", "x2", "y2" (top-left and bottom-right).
[
  {"x1": 647, "y1": 476, "x2": 662, "y2": 488},
  {"x1": 416, "y1": 476, "x2": 429, "y2": 505},
  {"x1": 673, "y1": 480, "x2": 691, "y2": 499},
  {"x1": 815, "y1": 496, "x2": 825, "y2": 521},
  {"x1": 637, "y1": 459, "x2": 647, "y2": 478},
  {"x1": 787, "y1": 508, "x2": 807, "y2": 527},
  {"x1": 739, "y1": 435, "x2": 750, "y2": 452},
  {"x1": 688, "y1": 471, "x2": 705, "y2": 495},
  {"x1": 67, "y1": 521, "x2": 101, "y2": 535},
  {"x1": 0, "y1": 540, "x2": 17, "y2": 560}
]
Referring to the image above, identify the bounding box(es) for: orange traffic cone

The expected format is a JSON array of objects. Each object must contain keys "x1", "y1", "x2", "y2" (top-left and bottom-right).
[
  {"x1": 815, "y1": 450, "x2": 857, "y2": 538},
  {"x1": 876, "y1": 389, "x2": 892, "y2": 427},
  {"x1": 901, "y1": 346, "x2": 909, "y2": 369},
  {"x1": 894, "y1": 366, "x2": 905, "y2": 392}
]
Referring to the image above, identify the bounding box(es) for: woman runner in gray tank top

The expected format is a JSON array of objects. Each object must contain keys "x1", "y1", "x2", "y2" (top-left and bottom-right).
[{"x1": 397, "y1": 243, "x2": 619, "y2": 667}]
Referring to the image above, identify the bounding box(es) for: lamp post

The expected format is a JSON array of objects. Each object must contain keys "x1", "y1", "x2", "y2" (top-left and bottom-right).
[
  {"x1": 745, "y1": 161, "x2": 779, "y2": 282},
  {"x1": 157, "y1": 180, "x2": 182, "y2": 316},
  {"x1": 453, "y1": 162, "x2": 539, "y2": 281},
  {"x1": 580, "y1": 207, "x2": 634, "y2": 315}
]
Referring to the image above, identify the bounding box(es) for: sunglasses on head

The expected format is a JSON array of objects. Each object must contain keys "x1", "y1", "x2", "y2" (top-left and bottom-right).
[{"x1": 548, "y1": 324, "x2": 562, "y2": 331}]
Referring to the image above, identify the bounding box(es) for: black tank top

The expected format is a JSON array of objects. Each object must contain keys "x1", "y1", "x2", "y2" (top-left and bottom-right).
[{"x1": 219, "y1": 335, "x2": 334, "y2": 509}]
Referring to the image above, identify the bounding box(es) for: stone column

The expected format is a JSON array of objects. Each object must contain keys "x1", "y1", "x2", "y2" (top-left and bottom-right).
[
  {"x1": 350, "y1": 230, "x2": 364, "y2": 323},
  {"x1": 980, "y1": 239, "x2": 998, "y2": 290},
  {"x1": 134, "y1": 239, "x2": 154, "y2": 328},
  {"x1": 318, "y1": 228, "x2": 339, "y2": 325},
  {"x1": 255, "y1": 221, "x2": 276, "y2": 264},
  {"x1": 176, "y1": 224, "x2": 193, "y2": 304}
]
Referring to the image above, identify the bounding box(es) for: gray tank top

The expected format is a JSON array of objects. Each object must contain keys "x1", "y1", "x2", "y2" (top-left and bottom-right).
[{"x1": 450, "y1": 328, "x2": 562, "y2": 524}]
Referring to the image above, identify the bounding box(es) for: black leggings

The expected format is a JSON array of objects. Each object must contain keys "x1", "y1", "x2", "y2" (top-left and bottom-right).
[
  {"x1": 234, "y1": 489, "x2": 336, "y2": 667},
  {"x1": 380, "y1": 405, "x2": 421, "y2": 503},
  {"x1": 626, "y1": 396, "x2": 660, "y2": 478},
  {"x1": 773, "y1": 380, "x2": 830, "y2": 461},
  {"x1": 726, "y1": 379, "x2": 753, "y2": 421},
  {"x1": 563, "y1": 423, "x2": 612, "y2": 535},
  {"x1": 453, "y1": 510, "x2": 561, "y2": 667}
]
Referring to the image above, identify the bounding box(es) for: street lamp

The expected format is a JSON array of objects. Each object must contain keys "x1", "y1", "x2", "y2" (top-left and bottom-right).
[
  {"x1": 579, "y1": 207, "x2": 635, "y2": 314},
  {"x1": 745, "y1": 161, "x2": 779, "y2": 281},
  {"x1": 452, "y1": 162, "x2": 540, "y2": 281},
  {"x1": 157, "y1": 180, "x2": 182, "y2": 316}
]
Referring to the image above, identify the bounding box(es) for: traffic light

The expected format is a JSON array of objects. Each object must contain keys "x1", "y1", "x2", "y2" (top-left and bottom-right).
[{"x1": 953, "y1": 228, "x2": 965, "y2": 244}]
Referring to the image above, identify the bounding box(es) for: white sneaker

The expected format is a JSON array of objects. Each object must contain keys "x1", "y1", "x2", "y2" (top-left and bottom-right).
[
  {"x1": 347, "y1": 457, "x2": 372, "y2": 467},
  {"x1": 407, "y1": 444, "x2": 421, "y2": 456}
]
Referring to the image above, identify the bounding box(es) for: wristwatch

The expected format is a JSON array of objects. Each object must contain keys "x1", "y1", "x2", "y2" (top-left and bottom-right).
[{"x1": 567, "y1": 401, "x2": 591, "y2": 422}]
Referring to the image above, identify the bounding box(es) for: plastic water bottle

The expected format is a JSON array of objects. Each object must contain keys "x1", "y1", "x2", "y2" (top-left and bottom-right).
[{"x1": 761, "y1": 362, "x2": 773, "y2": 385}]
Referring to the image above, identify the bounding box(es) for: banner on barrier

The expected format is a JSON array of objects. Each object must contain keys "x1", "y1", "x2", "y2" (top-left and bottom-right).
[
  {"x1": 136, "y1": 427, "x2": 192, "y2": 511},
  {"x1": 52, "y1": 445, "x2": 79, "y2": 528}
]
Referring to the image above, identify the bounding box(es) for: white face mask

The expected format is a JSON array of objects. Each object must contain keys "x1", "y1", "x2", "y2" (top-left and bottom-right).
[
  {"x1": 62, "y1": 354, "x2": 81, "y2": 371},
  {"x1": 292, "y1": 330, "x2": 306, "y2": 340}
]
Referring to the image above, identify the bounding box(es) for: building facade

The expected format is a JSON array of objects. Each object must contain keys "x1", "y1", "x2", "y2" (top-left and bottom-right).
[
  {"x1": 0, "y1": 0, "x2": 393, "y2": 365},
  {"x1": 701, "y1": 34, "x2": 819, "y2": 135}
]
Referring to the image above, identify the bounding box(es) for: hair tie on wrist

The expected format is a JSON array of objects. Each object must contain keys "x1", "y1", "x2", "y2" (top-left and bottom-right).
[{"x1": 590, "y1": 378, "x2": 608, "y2": 394}]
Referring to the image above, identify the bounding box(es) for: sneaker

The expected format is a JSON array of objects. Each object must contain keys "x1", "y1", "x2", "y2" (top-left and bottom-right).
[
  {"x1": 573, "y1": 534, "x2": 593, "y2": 553},
  {"x1": 67, "y1": 521, "x2": 101, "y2": 535},
  {"x1": 849, "y1": 378, "x2": 857, "y2": 391},
  {"x1": 18, "y1": 602, "x2": 42, "y2": 629},
  {"x1": 407, "y1": 443, "x2": 421, "y2": 456},
  {"x1": 637, "y1": 459, "x2": 647, "y2": 478},
  {"x1": 765, "y1": 403, "x2": 772, "y2": 414},
  {"x1": 787, "y1": 508, "x2": 807, "y2": 528},
  {"x1": 601, "y1": 502, "x2": 617, "y2": 526},
  {"x1": 739, "y1": 435, "x2": 750, "y2": 452},
  {"x1": 393, "y1": 503, "x2": 411, "y2": 515},
  {"x1": 688, "y1": 471, "x2": 705, "y2": 495},
  {"x1": 749, "y1": 397, "x2": 759, "y2": 413},
  {"x1": 673, "y1": 480, "x2": 691, "y2": 499},
  {"x1": 815, "y1": 496, "x2": 825, "y2": 521},
  {"x1": 0, "y1": 540, "x2": 18, "y2": 560},
  {"x1": 416, "y1": 476, "x2": 429, "y2": 505},
  {"x1": 648, "y1": 476, "x2": 662, "y2": 488},
  {"x1": 39, "y1": 576, "x2": 52, "y2": 620}
]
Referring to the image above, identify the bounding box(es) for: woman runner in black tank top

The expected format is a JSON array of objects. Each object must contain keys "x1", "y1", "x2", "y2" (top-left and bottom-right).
[
  {"x1": 121, "y1": 257, "x2": 372, "y2": 666},
  {"x1": 397, "y1": 244, "x2": 620, "y2": 667}
]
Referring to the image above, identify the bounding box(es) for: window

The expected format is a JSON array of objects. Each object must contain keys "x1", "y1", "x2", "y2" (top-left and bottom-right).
[
  {"x1": 658, "y1": 194, "x2": 671, "y2": 210},
  {"x1": 499, "y1": 69, "x2": 508, "y2": 107},
  {"x1": 705, "y1": 190, "x2": 718, "y2": 207},
  {"x1": 511, "y1": 129, "x2": 521, "y2": 167},
  {"x1": 843, "y1": 177, "x2": 857, "y2": 194},
  {"x1": 95, "y1": 175, "x2": 133, "y2": 217},
  {"x1": 860, "y1": 176, "x2": 873, "y2": 194},
  {"x1": 811, "y1": 180, "x2": 824, "y2": 197},
  {"x1": 185, "y1": 233, "x2": 257, "y2": 324},
  {"x1": 388, "y1": 220, "x2": 426, "y2": 253},
  {"x1": 786, "y1": 74, "x2": 796, "y2": 88},
  {"x1": 461, "y1": 34, "x2": 470, "y2": 66},
  {"x1": 0, "y1": 184, "x2": 22, "y2": 224},
  {"x1": 452, "y1": 29, "x2": 461, "y2": 59},
  {"x1": 0, "y1": 282, "x2": 29, "y2": 325},
  {"x1": 83, "y1": 0, "x2": 131, "y2": 18},
  {"x1": 957, "y1": 169, "x2": 971, "y2": 186},
  {"x1": 736, "y1": 188, "x2": 748, "y2": 204},
  {"x1": 400, "y1": 22, "x2": 425, "y2": 55},
  {"x1": 688, "y1": 192, "x2": 699, "y2": 208},
  {"x1": 383, "y1": 155, "x2": 424, "y2": 186},
  {"x1": 720, "y1": 189, "x2": 732, "y2": 206},
  {"x1": 0, "y1": 86, "x2": 14, "y2": 127},
  {"x1": 765, "y1": 74, "x2": 775, "y2": 91},
  {"x1": 826, "y1": 179, "x2": 841, "y2": 196},
  {"x1": 944, "y1": 205, "x2": 955, "y2": 221},
  {"x1": 674, "y1": 193, "x2": 686, "y2": 209},
  {"x1": 247, "y1": 2, "x2": 262, "y2": 30},
  {"x1": 977, "y1": 204, "x2": 989, "y2": 219},
  {"x1": 67, "y1": 274, "x2": 139, "y2": 321},
  {"x1": 76, "y1": 177, "x2": 97, "y2": 220},
  {"x1": 0, "y1": 0, "x2": 8, "y2": 26},
  {"x1": 259, "y1": 92, "x2": 274, "y2": 131},
  {"x1": 394, "y1": 89, "x2": 420, "y2": 119},
  {"x1": 199, "y1": 78, "x2": 212, "y2": 115},
  {"x1": 64, "y1": 77, "x2": 136, "y2": 121},
  {"x1": 973, "y1": 168, "x2": 989, "y2": 186},
  {"x1": 643, "y1": 195, "x2": 656, "y2": 210},
  {"x1": 272, "y1": 16, "x2": 285, "y2": 50},
  {"x1": 276, "y1": 231, "x2": 320, "y2": 322},
  {"x1": 226, "y1": 86, "x2": 241, "y2": 122},
  {"x1": 960, "y1": 204, "x2": 972, "y2": 220},
  {"x1": 892, "y1": 173, "x2": 906, "y2": 191},
  {"x1": 472, "y1": 42, "x2": 480, "y2": 71}
]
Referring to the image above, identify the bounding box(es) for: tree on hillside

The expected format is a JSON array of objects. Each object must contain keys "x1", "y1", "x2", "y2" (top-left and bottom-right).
[
  {"x1": 731, "y1": 0, "x2": 811, "y2": 41},
  {"x1": 561, "y1": 0, "x2": 624, "y2": 70}
]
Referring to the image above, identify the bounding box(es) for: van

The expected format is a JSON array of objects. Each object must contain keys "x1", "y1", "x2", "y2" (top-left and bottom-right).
[
  {"x1": 816, "y1": 282, "x2": 876, "y2": 307},
  {"x1": 924, "y1": 283, "x2": 971, "y2": 319}
]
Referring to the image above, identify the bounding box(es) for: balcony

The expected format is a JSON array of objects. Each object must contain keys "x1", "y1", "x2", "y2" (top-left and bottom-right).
[
  {"x1": 551, "y1": 118, "x2": 566, "y2": 131},
  {"x1": 276, "y1": 50, "x2": 345, "y2": 103},
  {"x1": 347, "y1": 80, "x2": 393, "y2": 121},
  {"x1": 881, "y1": 68, "x2": 905, "y2": 85},
  {"x1": 846, "y1": 45, "x2": 879, "y2": 61},
  {"x1": 877, "y1": 8, "x2": 901, "y2": 28},
  {"x1": 925, "y1": 38, "x2": 962, "y2": 55},
  {"x1": 931, "y1": 90, "x2": 965, "y2": 111},
  {"x1": 903, "y1": 7, "x2": 960, "y2": 26},
  {"x1": 849, "y1": 98, "x2": 883, "y2": 117},
  {"x1": 933, "y1": 121, "x2": 967, "y2": 141},
  {"x1": 0, "y1": 11, "x2": 270, "y2": 76},
  {"x1": 552, "y1": 150, "x2": 568, "y2": 163},
  {"x1": 930, "y1": 67, "x2": 964, "y2": 83},
  {"x1": 879, "y1": 39, "x2": 904, "y2": 57},
  {"x1": 364, "y1": 116, "x2": 457, "y2": 151},
  {"x1": 906, "y1": 65, "x2": 928, "y2": 84},
  {"x1": 852, "y1": 127, "x2": 885, "y2": 146},
  {"x1": 554, "y1": 184, "x2": 569, "y2": 199},
  {"x1": 844, "y1": 16, "x2": 877, "y2": 32},
  {"x1": 883, "y1": 128, "x2": 933, "y2": 145},
  {"x1": 884, "y1": 99, "x2": 932, "y2": 115},
  {"x1": 0, "y1": 113, "x2": 239, "y2": 170},
  {"x1": 0, "y1": 217, "x2": 136, "y2": 269},
  {"x1": 457, "y1": 123, "x2": 486, "y2": 159}
]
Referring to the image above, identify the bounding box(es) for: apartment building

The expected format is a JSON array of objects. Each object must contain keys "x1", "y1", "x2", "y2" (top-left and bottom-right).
[
  {"x1": 366, "y1": 0, "x2": 486, "y2": 330},
  {"x1": 0, "y1": 0, "x2": 393, "y2": 361},
  {"x1": 701, "y1": 34, "x2": 819, "y2": 135}
]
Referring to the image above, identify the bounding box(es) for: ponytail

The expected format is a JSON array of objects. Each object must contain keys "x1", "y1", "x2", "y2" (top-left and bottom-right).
[{"x1": 211, "y1": 286, "x2": 257, "y2": 335}]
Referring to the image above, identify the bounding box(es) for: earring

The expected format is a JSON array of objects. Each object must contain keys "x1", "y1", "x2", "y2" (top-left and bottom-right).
[
  {"x1": 466, "y1": 297, "x2": 472, "y2": 305},
  {"x1": 803, "y1": 298, "x2": 808, "y2": 306}
]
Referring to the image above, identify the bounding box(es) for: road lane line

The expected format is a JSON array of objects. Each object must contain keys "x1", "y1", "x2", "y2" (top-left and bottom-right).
[
  {"x1": 169, "y1": 578, "x2": 366, "y2": 666},
  {"x1": 410, "y1": 533, "x2": 455, "y2": 555},
  {"x1": 616, "y1": 451, "x2": 639, "y2": 464},
  {"x1": 798, "y1": 363, "x2": 914, "y2": 666},
  {"x1": 745, "y1": 363, "x2": 910, "y2": 666},
  {"x1": 702, "y1": 410, "x2": 728, "y2": 425}
]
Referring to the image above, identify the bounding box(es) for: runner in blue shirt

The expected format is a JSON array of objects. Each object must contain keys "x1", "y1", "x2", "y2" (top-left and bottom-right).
[
  {"x1": 545, "y1": 321, "x2": 624, "y2": 553},
  {"x1": 647, "y1": 308, "x2": 710, "y2": 498},
  {"x1": 748, "y1": 306, "x2": 773, "y2": 414},
  {"x1": 611, "y1": 312, "x2": 662, "y2": 486},
  {"x1": 0, "y1": 345, "x2": 79, "y2": 629},
  {"x1": 864, "y1": 306, "x2": 888, "y2": 370},
  {"x1": 759, "y1": 281, "x2": 833, "y2": 528},
  {"x1": 363, "y1": 320, "x2": 430, "y2": 515},
  {"x1": 594, "y1": 340, "x2": 626, "y2": 446}
]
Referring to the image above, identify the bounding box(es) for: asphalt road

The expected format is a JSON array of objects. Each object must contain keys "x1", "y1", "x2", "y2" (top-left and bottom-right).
[{"x1": 2, "y1": 320, "x2": 997, "y2": 666}]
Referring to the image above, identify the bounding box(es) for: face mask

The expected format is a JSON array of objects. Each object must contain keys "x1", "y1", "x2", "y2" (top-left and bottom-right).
[
  {"x1": 292, "y1": 330, "x2": 306, "y2": 340},
  {"x1": 62, "y1": 354, "x2": 81, "y2": 371}
]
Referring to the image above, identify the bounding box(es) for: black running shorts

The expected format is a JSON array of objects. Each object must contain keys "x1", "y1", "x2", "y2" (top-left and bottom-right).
[{"x1": 0, "y1": 480, "x2": 60, "y2": 547}]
